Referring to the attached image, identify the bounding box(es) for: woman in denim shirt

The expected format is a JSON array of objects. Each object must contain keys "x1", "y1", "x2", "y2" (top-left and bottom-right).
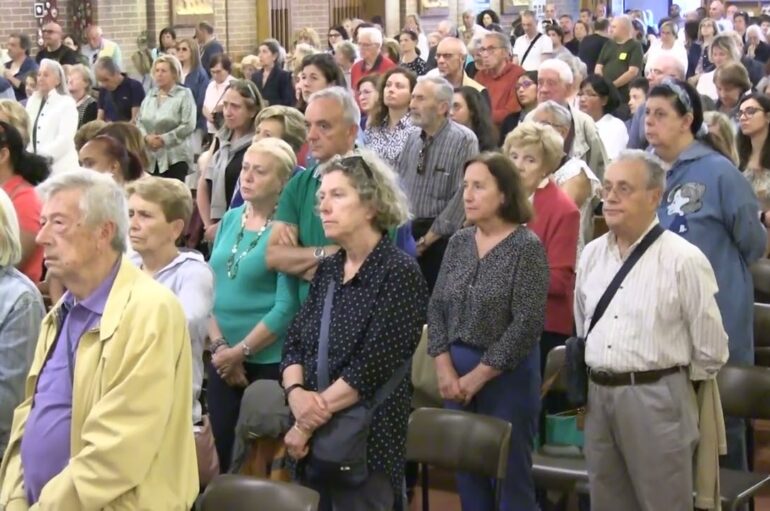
[
  {"x1": 0, "y1": 189, "x2": 45, "y2": 455},
  {"x1": 136, "y1": 54, "x2": 196, "y2": 181}
]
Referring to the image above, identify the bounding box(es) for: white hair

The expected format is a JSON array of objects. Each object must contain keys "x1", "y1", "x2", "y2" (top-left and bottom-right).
[
  {"x1": 532, "y1": 100, "x2": 573, "y2": 127},
  {"x1": 358, "y1": 27, "x2": 383, "y2": 47},
  {"x1": 539, "y1": 58, "x2": 574, "y2": 85},
  {"x1": 39, "y1": 59, "x2": 69, "y2": 95},
  {"x1": 417, "y1": 75, "x2": 454, "y2": 110},
  {"x1": 0, "y1": 189, "x2": 21, "y2": 267},
  {"x1": 37, "y1": 168, "x2": 129, "y2": 253},
  {"x1": 308, "y1": 86, "x2": 361, "y2": 128},
  {"x1": 557, "y1": 53, "x2": 586, "y2": 83},
  {"x1": 747, "y1": 25, "x2": 767, "y2": 43},
  {"x1": 613, "y1": 149, "x2": 667, "y2": 189}
]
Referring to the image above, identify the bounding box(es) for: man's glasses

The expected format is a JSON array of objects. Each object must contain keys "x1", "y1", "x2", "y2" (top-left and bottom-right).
[{"x1": 478, "y1": 46, "x2": 502, "y2": 54}]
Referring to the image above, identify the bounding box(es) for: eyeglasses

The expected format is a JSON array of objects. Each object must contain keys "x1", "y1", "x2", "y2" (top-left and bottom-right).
[
  {"x1": 478, "y1": 46, "x2": 503, "y2": 54},
  {"x1": 516, "y1": 80, "x2": 535, "y2": 89},
  {"x1": 329, "y1": 32, "x2": 341, "y2": 38},
  {"x1": 336, "y1": 155, "x2": 374, "y2": 179},
  {"x1": 600, "y1": 182, "x2": 638, "y2": 199},
  {"x1": 736, "y1": 106, "x2": 765, "y2": 119},
  {"x1": 436, "y1": 52, "x2": 458, "y2": 60}
]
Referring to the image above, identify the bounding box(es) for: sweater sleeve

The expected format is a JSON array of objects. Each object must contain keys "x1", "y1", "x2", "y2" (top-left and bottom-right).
[
  {"x1": 544, "y1": 199, "x2": 580, "y2": 300},
  {"x1": 718, "y1": 166, "x2": 767, "y2": 265},
  {"x1": 260, "y1": 272, "x2": 300, "y2": 338}
]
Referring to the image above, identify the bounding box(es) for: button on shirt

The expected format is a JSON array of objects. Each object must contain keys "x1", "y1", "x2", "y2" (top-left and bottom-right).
[
  {"x1": 574, "y1": 220, "x2": 729, "y2": 379},
  {"x1": 396, "y1": 119, "x2": 478, "y2": 236},
  {"x1": 20, "y1": 262, "x2": 120, "y2": 504}
]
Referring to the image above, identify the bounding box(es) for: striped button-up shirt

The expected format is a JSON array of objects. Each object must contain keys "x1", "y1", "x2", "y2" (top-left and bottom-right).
[
  {"x1": 396, "y1": 119, "x2": 478, "y2": 237},
  {"x1": 575, "y1": 220, "x2": 729, "y2": 380}
]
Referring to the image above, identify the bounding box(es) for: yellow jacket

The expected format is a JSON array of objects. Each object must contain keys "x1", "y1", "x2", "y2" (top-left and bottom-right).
[{"x1": 0, "y1": 258, "x2": 199, "y2": 510}]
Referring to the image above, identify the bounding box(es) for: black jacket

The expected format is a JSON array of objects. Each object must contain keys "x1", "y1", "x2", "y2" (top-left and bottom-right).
[
  {"x1": 578, "y1": 34, "x2": 608, "y2": 75},
  {"x1": 252, "y1": 67, "x2": 295, "y2": 107}
]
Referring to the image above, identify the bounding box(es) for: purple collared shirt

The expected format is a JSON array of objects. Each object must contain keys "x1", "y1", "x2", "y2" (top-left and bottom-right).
[{"x1": 20, "y1": 261, "x2": 120, "y2": 505}]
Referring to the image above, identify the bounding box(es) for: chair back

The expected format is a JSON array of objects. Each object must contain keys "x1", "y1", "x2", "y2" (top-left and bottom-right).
[
  {"x1": 717, "y1": 365, "x2": 770, "y2": 421},
  {"x1": 755, "y1": 303, "x2": 770, "y2": 367},
  {"x1": 751, "y1": 260, "x2": 770, "y2": 303},
  {"x1": 406, "y1": 407, "x2": 512, "y2": 480},
  {"x1": 542, "y1": 345, "x2": 567, "y2": 394},
  {"x1": 200, "y1": 475, "x2": 319, "y2": 511}
]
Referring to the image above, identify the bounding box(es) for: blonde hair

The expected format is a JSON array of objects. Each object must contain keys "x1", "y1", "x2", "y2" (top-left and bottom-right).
[
  {"x1": 126, "y1": 176, "x2": 193, "y2": 225},
  {"x1": 319, "y1": 150, "x2": 410, "y2": 231},
  {"x1": 255, "y1": 105, "x2": 307, "y2": 152},
  {"x1": 0, "y1": 188, "x2": 21, "y2": 267},
  {"x1": 177, "y1": 37, "x2": 202, "y2": 70},
  {"x1": 294, "y1": 27, "x2": 322, "y2": 49},
  {"x1": 245, "y1": 138, "x2": 297, "y2": 184},
  {"x1": 503, "y1": 121, "x2": 565, "y2": 174},
  {"x1": 154, "y1": 54, "x2": 183, "y2": 83},
  {"x1": 704, "y1": 111, "x2": 739, "y2": 166},
  {"x1": 68, "y1": 64, "x2": 95, "y2": 91},
  {"x1": 0, "y1": 100, "x2": 30, "y2": 145},
  {"x1": 75, "y1": 120, "x2": 108, "y2": 150}
]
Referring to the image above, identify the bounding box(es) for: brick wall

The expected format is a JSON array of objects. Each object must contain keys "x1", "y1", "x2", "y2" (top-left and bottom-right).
[{"x1": 0, "y1": 0, "x2": 72, "y2": 46}]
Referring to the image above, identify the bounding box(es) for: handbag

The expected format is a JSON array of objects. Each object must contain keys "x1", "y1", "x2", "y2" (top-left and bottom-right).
[
  {"x1": 304, "y1": 281, "x2": 411, "y2": 488},
  {"x1": 565, "y1": 225, "x2": 664, "y2": 407},
  {"x1": 194, "y1": 415, "x2": 220, "y2": 488},
  {"x1": 410, "y1": 325, "x2": 442, "y2": 409}
]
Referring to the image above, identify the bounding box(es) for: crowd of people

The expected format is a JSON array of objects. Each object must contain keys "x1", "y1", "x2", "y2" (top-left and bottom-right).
[{"x1": 0, "y1": 1, "x2": 769, "y2": 509}]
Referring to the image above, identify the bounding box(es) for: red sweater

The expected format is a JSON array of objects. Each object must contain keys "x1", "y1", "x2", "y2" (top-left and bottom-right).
[
  {"x1": 350, "y1": 55, "x2": 396, "y2": 92},
  {"x1": 474, "y1": 62, "x2": 524, "y2": 126},
  {"x1": 528, "y1": 181, "x2": 580, "y2": 336},
  {"x1": 2, "y1": 175, "x2": 43, "y2": 283}
]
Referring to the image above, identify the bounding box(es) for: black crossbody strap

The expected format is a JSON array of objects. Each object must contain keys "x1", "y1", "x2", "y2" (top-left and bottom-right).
[
  {"x1": 587, "y1": 224, "x2": 664, "y2": 335},
  {"x1": 520, "y1": 33, "x2": 543, "y2": 66}
]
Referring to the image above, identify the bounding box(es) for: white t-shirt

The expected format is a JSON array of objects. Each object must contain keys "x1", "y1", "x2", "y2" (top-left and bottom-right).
[
  {"x1": 513, "y1": 32, "x2": 554, "y2": 71},
  {"x1": 596, "y1": 114, "x2": 629, "y2": 161}
]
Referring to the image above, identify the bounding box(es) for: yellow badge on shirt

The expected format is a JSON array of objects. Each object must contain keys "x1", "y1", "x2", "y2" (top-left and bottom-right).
[{"x1": 619, "y1": 52, "x2": 628, "y2": 61}]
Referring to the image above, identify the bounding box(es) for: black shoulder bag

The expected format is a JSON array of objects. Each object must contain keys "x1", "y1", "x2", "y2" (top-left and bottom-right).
[
  {"x1": 565, "y1": 225, "x2": 664, "y2": 407},
  {"x1": 304, "y1": 281, "x2": 411, "y2": 487}
]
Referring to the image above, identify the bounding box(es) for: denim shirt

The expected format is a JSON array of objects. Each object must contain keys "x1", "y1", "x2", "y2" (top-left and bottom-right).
[
  {"x1": 0, "y1": 267, "x2": 45, "y2": 454},
  {"x1": 137, "y1": 84, "x2": 197, "y2": 174}
]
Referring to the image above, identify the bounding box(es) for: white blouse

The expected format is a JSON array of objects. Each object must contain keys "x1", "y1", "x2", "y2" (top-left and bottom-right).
[{"x1": 596, "y1": 114, "x2": 629, "y2": 162}]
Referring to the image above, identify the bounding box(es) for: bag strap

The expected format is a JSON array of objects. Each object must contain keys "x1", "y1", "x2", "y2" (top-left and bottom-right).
[
  {"x1": 316, "y1": 281, "x2": 336, "y2": 390},
  {"x1": 587, "y1": 224, "x2": 664, "y2": 336},
  {"x1": 520, "y1": 33, "x2": 543, "y2": 67},
  {"x1": 315, "y1": 279, "x2": 411, "y2": 407}
]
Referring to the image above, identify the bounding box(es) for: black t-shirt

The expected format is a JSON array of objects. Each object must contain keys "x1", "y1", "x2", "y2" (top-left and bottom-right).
[
  {"x1": 578, "y1": 34, "x2": 608, "y2": 75},
  {"x1": 565, "y1": 38, "x2": 580, "y2": 56},
  {"x1": 35, "y1": 45, "x2": 79, "y2": 66}
]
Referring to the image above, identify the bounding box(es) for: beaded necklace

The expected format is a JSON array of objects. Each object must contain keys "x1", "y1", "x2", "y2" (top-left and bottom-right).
[{"x1": 225, "y1": 208, "x2": 273, "y2": 279}]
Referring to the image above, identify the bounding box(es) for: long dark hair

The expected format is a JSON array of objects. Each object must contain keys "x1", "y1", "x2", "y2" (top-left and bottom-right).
[
  {"x1": 296, "y1": 53, "x2": 347, "y2": 112},
  {"x1": 369, "y1": 67, "x2": 416, "y2": 128},
  {"x1": 580, "y1": 74, "x2": 621, "y2": 115},
  {"x1": 647, "y1": 79, "x2": 732, "y2": 162},
  {"x1": 737, "y1": 93, "x2": 770, "y2": 171},
  {"x1": 455, "y1": 86, "x2": 498, "y2": 152},
  {"x1": 0, "y1": 121, "x2": 49, "y2": 185},
  {"x1": 476, "y1": 9, "x2": 501, "y2": 27},
  {"x1": 327, "y1": 25, "x2": 350, "y2": 52}
]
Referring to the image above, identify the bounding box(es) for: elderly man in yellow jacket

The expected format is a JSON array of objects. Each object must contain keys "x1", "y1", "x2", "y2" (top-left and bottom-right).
[{"x1": 0, "y1": 168, "x2": 198, "y2": 510}]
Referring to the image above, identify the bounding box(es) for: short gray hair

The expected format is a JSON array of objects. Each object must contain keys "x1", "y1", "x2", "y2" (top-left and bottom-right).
[
  {"x1": 308, "y1": 86, "x2": 361, "y2": 128},
  {"x1": 539, "y1": 58, "x2": 574, "y2": 84},
  {"x1": 357, "y1": 27, "x2": 383, "y2": 46},
  {"x1": 335, "y1": 40, "x2": 358, "y2": 63},
  {"x1": 557, "y1": 53, "x2": 586, "y2": 83},
  {"x1": 0, "y1": 189, "x2": 21, "y2": 267},
  {"x1": 39, "y1": 59, "x2": 68, "y2": 95},
  {"x1": 95, "y1": 56, "x2": 121, "y2": 75},
  {"x1": 417, "y1": 75, "x2": 453, "y2": 110},
  {"x1": 37, "y1": 168, "x2": 129, "y2": 253},
  {"x1": 613, "y1": 149, "x2": 667, "y2": 190},
  {"x1": 532, "y1": 100, "x2": 573, "y2": 128},
  {"x1": 483, "y1": 32, "x2": 512, "y2": 56}
]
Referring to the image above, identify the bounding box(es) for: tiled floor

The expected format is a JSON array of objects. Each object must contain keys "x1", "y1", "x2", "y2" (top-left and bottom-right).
[{"x1": 412, "y1": 420, "x2": 770, "y2": 511}]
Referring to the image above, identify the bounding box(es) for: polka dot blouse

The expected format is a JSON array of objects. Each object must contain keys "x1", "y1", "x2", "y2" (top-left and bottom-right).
[{"x1": 281, "y1": 235, "x2": 429, "y2": 487}]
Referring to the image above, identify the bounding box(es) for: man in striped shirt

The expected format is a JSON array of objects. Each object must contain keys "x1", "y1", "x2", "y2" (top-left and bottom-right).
[
  {"x1": 574, "y1": 150, "x2": 728, "y2": 511},
  {"x1": 396, "y1": 75, "x2": 478, "y2": 291}
]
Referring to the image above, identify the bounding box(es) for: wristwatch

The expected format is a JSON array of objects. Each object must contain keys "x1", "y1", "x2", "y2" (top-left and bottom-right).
[
  {"x1": 284, "y1": 383, "x2": 305, "y2": 403},
  {"x1": 313, "y1": 246, "x2": 327, "y2": 260},
  {"x1": 240, "y1": 342, "x2": 251, "y2": 357}
]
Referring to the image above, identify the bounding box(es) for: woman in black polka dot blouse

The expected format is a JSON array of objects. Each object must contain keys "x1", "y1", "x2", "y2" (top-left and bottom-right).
[
  {"x1": 428, "y1": 152, "x2": 549, "y2": 510},
  {"x1": 280, "y1": 151, "x2": 428, "y2": 510}
]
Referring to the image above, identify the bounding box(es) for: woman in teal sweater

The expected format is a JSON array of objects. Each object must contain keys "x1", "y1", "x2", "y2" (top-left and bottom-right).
[{"x1": 207, "y1": 137, "x2": 299, "y2": 471}]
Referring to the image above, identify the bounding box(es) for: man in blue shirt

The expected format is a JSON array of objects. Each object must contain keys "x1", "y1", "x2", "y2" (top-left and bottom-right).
[{"x1": 95, "y1": 57, "x2": 145, "y2": 122}]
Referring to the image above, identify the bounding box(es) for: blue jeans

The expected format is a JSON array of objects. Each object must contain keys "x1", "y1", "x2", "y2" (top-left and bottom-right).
[{"x1": 445, "y1": 342, "x2": 541, "y2": 511}]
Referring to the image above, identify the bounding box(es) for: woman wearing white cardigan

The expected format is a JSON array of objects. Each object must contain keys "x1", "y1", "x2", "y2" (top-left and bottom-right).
[{"x1": 25, "y1": 59, "x2": 79, "y2": 174}]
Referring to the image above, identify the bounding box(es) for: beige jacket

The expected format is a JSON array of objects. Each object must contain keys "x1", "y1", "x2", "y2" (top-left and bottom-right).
[{"x1": 694, "y1": 378, "x2": 726, "y2": 510}]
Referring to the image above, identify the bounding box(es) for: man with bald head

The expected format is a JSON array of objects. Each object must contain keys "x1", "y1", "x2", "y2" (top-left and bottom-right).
[
  {"x1": 433, "y1": 38, "x2": 487, "y2": 96},
  {"x1": 595, "y1": 15, "x2": 643, "y2": 102},
  {"x1": 36, "y1": 22, "x2": 79, "y2": 66},
  {"x1": 82, "y1": 25, "x2": 122, "y2": 70},
  {"x1": 426, "y1": 21, "x2": 459, "y2": 71},
  {"x1": 627, "y1": 53, "x2": 686, "y2": 149},
  {"x1": 709, "y1": 0, "x2": 733, "y2": 31}
]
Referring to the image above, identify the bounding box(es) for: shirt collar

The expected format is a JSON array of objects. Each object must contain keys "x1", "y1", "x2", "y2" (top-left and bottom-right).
[
  {"x1": 420, "y1": 118, "x2": 449, "y2": 143},
  {"x1": 606, "y1": 217, "x2": 660, "y2": 260},
  {"x1": 329, "y1": 235, "x2": 390, "y2": 286},
  {"x1": 63, "y1": 258, "x2": 121, "y2": 315},
  {"x1": 312, "y1": 149, "x2": 358, "y2": 179}
]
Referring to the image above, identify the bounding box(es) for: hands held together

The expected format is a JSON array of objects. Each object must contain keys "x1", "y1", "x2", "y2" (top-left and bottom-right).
[{"x1": 285, "y1": 389, "x2": 332, "y2": 460}]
